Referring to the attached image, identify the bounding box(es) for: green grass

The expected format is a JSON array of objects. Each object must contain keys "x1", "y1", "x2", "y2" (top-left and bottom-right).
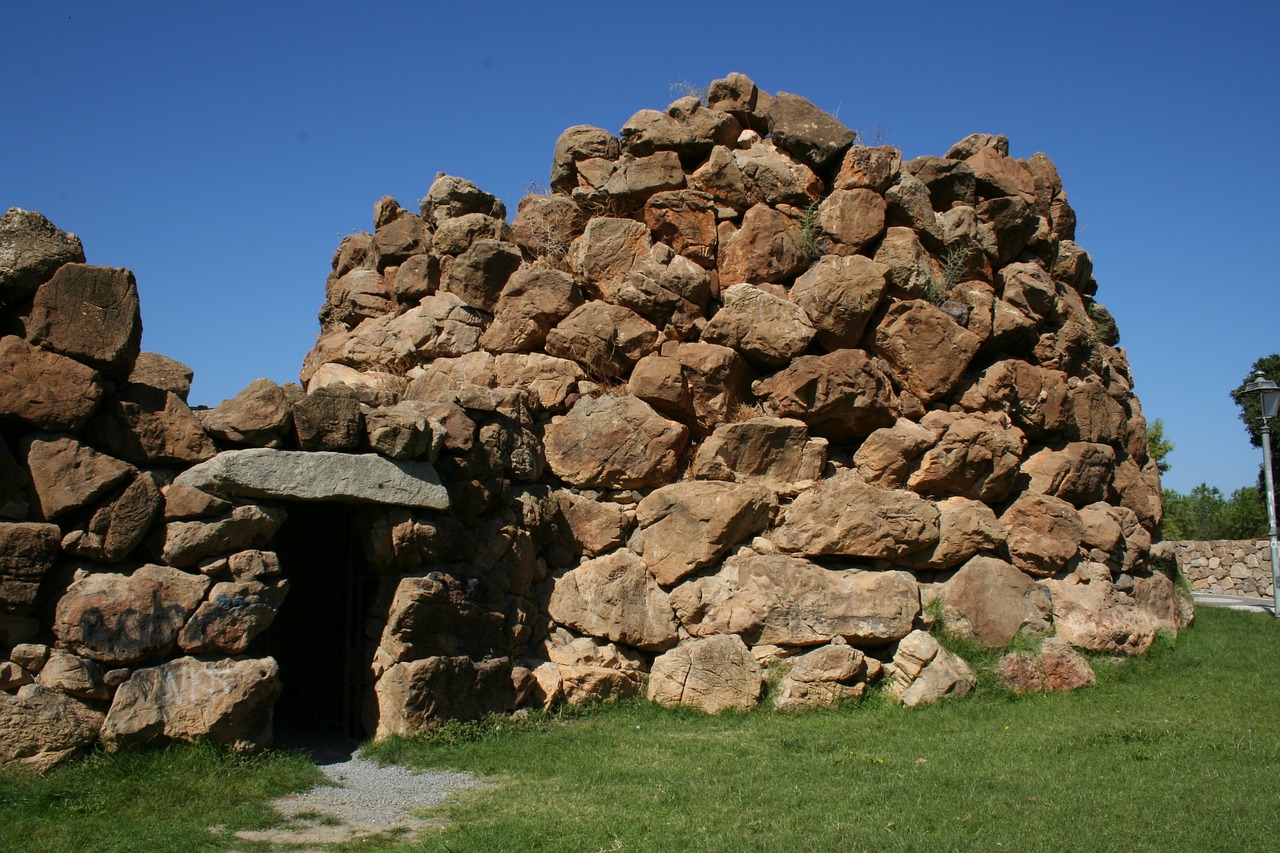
[
  {"x1": 0, "y1": 740, "x2": 323, "y2": 852},
  {"x1": 4, "y1": 607, "x2": 1280, "y2": 852}
]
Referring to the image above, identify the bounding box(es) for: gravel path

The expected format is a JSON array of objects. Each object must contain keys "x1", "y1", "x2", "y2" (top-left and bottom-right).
[{"x1": 227, "y1": 736, "x2": 487, "y2": 849}]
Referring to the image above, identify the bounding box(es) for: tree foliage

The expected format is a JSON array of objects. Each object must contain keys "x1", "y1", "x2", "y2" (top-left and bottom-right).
[
  {"x1": 1146, "y1": 419, "x2": 1174, "y2": 474},
  {"x1": 1229, "y1": 353, "x2": 1280, "y2": 493},
  {"x1": 1162, "y1": 484, "x2": 1268, "y2": 540}
]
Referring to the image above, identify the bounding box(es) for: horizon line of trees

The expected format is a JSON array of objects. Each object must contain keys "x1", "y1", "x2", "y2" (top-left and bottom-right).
[{"x1": 1151, "y1": 352, "x2": 1279, "y2": 542}]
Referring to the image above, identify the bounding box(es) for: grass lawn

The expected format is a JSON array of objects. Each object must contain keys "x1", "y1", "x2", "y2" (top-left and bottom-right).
[{"x1": 3, "y1": 605, "x2": 1279, "y2": 852}]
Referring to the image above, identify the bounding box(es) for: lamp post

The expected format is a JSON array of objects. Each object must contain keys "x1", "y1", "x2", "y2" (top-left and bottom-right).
[{"x1": 1243, "y1": 371, "x2": 1280, "y2": 618}]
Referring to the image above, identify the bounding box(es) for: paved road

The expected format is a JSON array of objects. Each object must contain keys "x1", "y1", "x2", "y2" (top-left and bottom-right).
[{"x1": 1192, "y1": 592, "x2": 1275, "y2": 615}]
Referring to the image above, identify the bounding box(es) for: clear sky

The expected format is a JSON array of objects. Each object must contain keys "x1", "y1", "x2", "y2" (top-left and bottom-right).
[{"x1": 4, "y1": 1, "x2": 1277, "y2": 495}]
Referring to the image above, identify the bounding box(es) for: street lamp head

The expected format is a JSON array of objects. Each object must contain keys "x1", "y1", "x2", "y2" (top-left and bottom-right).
[{"x1": 1245, "y1": 371, "x2": 1280, "y2": 420}]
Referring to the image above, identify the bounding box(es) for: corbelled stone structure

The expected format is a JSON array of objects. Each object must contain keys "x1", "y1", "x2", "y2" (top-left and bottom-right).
[{"x1": 0, "y1": 73, "x2": 1191, "y2": 772}]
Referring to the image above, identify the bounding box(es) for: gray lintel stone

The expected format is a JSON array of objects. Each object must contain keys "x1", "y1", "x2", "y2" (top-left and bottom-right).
[{"x1": 172, "y1": 449, "x2": 449, "y2": 509}]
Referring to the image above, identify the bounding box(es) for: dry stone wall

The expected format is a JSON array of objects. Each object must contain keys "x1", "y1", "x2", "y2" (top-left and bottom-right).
[
  {"x1": 1154, "y1": 539, "x2": 1274, "y2": 598},
  {"x1": 1, "y1": 73, "x2": 1192, "y2": 771}
]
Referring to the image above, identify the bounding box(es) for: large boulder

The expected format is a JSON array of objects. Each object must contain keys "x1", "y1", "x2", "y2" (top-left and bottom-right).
[
  {"x1": 547, "y1": 550, "x2": 678, "y2": 652},
  {"x1": 100, "y1": 656, "x2": 280, "y2": 752},
  {"x1": 374, "y1": 656, "x2": 515, "y2": 738},
  {"x1": 671, "y1": 553, "x2": 919, "y2": 646},
  {"x1": 199, "y1": 378, "x2": 294, "y2": 447},
  {"x1": 0, "y1": 208, "x2": 86, "y2": 303},
  {"x1": 87, "y1": 385, "x2": 217, "y2": 465},
  {"x1": 1001, "y1": 493, "x2": 1086, "y2": 577},
  {"x1": 717, "y1": 204, "x2": 810, "y2": 286},
  {"x1": 691, "y1": 417, "x2": 827, "y2": 490},
  {"x1": 773, "y1": 641, "x2": 872, "y2": 711},
  {"x1": 0, "y1": 522, "x2": 61, "y2": 613},
  {"x1": 905, "y1": 411, "x2": 1026, "y2": 503},
  {"x1": 756, "y1": 349, "x2": 898, "y2": 440},
  {"x1": 544, "y1": 301, "x2": 659, "y2": 379},
  {"x1": 772, "y1": 470, "x2": 939, "y2": 561},
  {"x1": 542, "y1": 395, "x2": 688, "y2": 490},
  {"x1": 177, "y1": 578, "x2": 289, "y2": 655},
  {"x1": 480, "y1": 265, "x2": 581, "y2": 353},
  {"x1": 997, "y1": 637, "x2": 1096, "y2": 694},
  {"x1": 23, "y1": 264, "x2": 142, "y2": 379},
  {"x1": 765, "y1": 92, "x2": 856, "y2": 172},
  {"x1": 52, "y1": 564, "x2": 211, "y2": 665},
  {"x1": 539, "y1": 629, "x2": 645, "y2": 707},
  {"x1": 1039, "y1": 562, "x2": 1178, "y2": 655},
  {"x1": 0, "y1": 684, "x2": 103, "y2": 773},
  {"x1": 701, "y1": 283, "x2": 815, "y2": 368},
  {"x1": 937, "y1": 556, "x2": 1052, "y2": 646},
  {"x1": 173, "y1": 449, "x2": 449, "y2": 509},
  {"x1": 886, "y1": 630, "x2": 976, "y2": 707},
  {"x1": 790, "y1": 254, "x2": 888, "y2": 350},
  {"x1": 60, "y1": 470, "x2": 164, "y2": 563},
  {"x1": 22, "y1": 434, "x2": 134, "y2": 520},
  {"x1": 872, "y1": 300, "x2": 981, "y2": 404},
  {"x1": 375, "y1": 571, "x2": 506, "y2": 662},
  {"x1": 0, "y1": 335, "x2": 104, "y2": 432},
  {"x1": 160, "y1": 503, "x2": 286, "y2": 568},
  {"x1": 632, "y1": 481, "x2": 776, "y2": 586},
  {"x1": 647, "y1": 634, "x2": 762, "y2": 714}
]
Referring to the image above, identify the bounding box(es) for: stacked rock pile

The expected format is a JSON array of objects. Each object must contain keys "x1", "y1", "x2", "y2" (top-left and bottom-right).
[{"x1": 0, "y1": 73, "x2": 1190, "y2": 772}]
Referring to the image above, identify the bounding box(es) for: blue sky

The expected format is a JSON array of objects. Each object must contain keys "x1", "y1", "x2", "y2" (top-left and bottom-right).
[{"x1": 4, "y1": 1, "x2": 1277, "y2": 495}]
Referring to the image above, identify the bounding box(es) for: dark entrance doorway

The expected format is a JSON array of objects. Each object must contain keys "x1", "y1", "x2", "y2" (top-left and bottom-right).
[{"x1": 264, "y1": 502, "x2": 377, "y2": 738}]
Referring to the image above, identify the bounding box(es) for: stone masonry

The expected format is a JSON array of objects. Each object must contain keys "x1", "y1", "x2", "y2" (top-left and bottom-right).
[{"x1": 0, "y1": 73, "x2": 1193, "y2": 772}]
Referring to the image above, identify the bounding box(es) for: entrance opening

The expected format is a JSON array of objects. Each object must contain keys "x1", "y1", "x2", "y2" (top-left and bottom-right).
[{"x1": 264, "y1": 502, "x2": 377, "y2": 739}]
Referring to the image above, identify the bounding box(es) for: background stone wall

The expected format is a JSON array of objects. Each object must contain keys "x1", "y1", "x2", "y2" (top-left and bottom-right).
[{"x1": 1157, "y1": 540, "x2": 1275, "y2": 598}]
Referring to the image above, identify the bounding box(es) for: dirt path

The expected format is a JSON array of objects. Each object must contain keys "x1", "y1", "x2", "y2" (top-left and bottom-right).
[{"x1": 219, "y1": 736, "x2": 487, "y2": 850}]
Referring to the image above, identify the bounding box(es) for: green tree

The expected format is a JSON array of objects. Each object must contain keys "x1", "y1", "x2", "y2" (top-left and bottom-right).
[
  {"x1": 1162, "y1": 484, "x2": 1225, "y2": 540},
  {"x1": 1221, "y1": 486, "x2": 1268, "y2": 539},
  {"x1": 1146, "y1": 418, "x2": 1175, "y2": 474},
  {"x1": 1229, "y1": 353, "x2": 1280, "y2": 494},
  {"x1": 1162, "y1": 483, "x2": 1269, "y2": 540}
]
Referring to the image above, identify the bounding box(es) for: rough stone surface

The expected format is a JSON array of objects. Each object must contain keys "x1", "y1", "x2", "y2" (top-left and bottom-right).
[
  {"x1": 766, "y1": 92, "x2": 856, "y2": 171},
  {"x1": 548, "y1": 550, "x2": 678, "y2": 652},
  {"x1": 997, "y1": 637, "x2": 1096, "y2": 694},
  {"x1": 61, "y1": 470, "x2": 163, "y2": 562},
  {"x1": 938, "y1": 556, "x2": 1052, "y2": 645},
  {"x1": 0, "y1": 208, "x2": 86, "y2": 302},
  {"x1": 88, "y1": 385, "x2": 217, "y2": 465},
  {"x1": 373, "y1": 656, "x2": 514, "y2": 738},
  {"x1": 0, "y1": 522, "x2": 61, "y2": 613},
  {"x1": 633, "y1": 481, "x2": 776, "y2": 586},
  {"x1": 23, "y1": 434, "x2": 134, "y2": 520},
  {"x1": 174, "y1": 449, "x2": 449, "y2": 509},
  {"x1": 873, "y1": 300, "x2": 981, "y2": 404},
  {"x1": 791, "y1": 254, "x2": 888, "y2": 350},
  {"x1": 160, "y1": 503, "x2": 286, "y2": 569},
  {"x1": 24, "y1": 264, "x2": 142, "y2": 378},
  {"x1": 773, "y1": 470, "x2": 939, "y2": 561},
  {"x1": 886, "y1": 630, "x2": 976, "y2": 707},
  {"x1": 647, "y1": 634, "x2": 762, "y2": 713},
  {"x1": 671, "y1": 553, "x2": 919, "y2": 646},
  {"x1": 0, "y1": 335, "x2": 104, "y2": 432},
  {"x1": 177, "y1": 578, "x2": 289, "y2": 655},
  {"x1": 53, "y1": 564, "x2": 211, "y2": 664},
  {"x1": 0, "y1": 684, "x2": 103, "y2": 772},
  {"x1": 774, "y1": 642, "x2": 869, "y2": 711},
  {"x1": 701, "y1": 283, "x2": 815, "y2": 368},
  {"x1": 100, "y1": 656, "x2": 280, "y2": 752},
  {"x1": 690, "y1": 417, "x2": 826, "y2": 490},
  {"x1": 200, "y1": 378, "x2": 293, "y2": 447},
  {"x1": 756, "y1": 349, "x2": 898, "y2": 440},
  {"x1": 543, "y1": 395, "x2": 688, "y2": 489}
]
